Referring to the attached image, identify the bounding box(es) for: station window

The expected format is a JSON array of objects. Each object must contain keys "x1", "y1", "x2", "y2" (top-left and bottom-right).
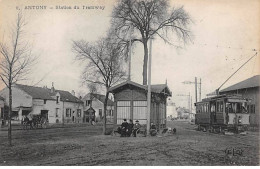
[
  {"x1": 55, "y1": 108, "x2": 59, "y2": 117},
  {"x1": 77, "y1": 109, "x2": 82, "y2": 117},
  {"x1": 86, "y1": 100, "x2": 92, "y2": 106},
  {"x1": 66, "y1": 108, "x2": 71, "y2": 117},
  {"x1": 56, "y1": 96, "x2": 59, "y2": 104},
  {"x1": 99, "y1": 109, "x2": 102, "y2": 117}
]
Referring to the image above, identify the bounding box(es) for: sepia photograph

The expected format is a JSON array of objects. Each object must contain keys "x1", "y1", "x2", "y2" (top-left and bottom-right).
[{"x1": 0, "y1": 0, "x2": 259, "y2": 166}]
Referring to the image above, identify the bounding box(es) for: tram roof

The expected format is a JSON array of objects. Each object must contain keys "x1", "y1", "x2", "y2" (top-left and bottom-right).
[{"x1": 195, "y1": 94, "x2": 245, "y2": 105}]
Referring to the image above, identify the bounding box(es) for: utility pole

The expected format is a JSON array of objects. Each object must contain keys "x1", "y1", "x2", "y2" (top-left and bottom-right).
[
  {"x1": 190, "y1": 96, "x2": 192, "y2": 114},
  {"x1": 199, "y1": 78, "x2": 201, "y2": 101},
  {"x1": 195, "y1": 77, "x2": 197, "y2": 103},
  {"x1": 146, "y1": 36, "x2": 153, "y2": 136},
  {"x1": 182, "y1": 77, "x2": 202, "y2": 102},
  {"x1": 188, "y1": 92, "x2": 191, "y2": 116},
  {"x1": 128, "y1": 25, "x2": 132, "y2": 81}
]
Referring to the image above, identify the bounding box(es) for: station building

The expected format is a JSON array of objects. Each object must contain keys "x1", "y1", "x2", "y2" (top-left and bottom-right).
[{"x1": 109, "y1": 81, "x2": 172, "y2": 129}]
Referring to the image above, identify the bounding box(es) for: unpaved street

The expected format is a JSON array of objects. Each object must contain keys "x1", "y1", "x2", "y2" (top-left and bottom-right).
[{"x1": 0, "y1": 121, "x2": 259, "y2": 166}]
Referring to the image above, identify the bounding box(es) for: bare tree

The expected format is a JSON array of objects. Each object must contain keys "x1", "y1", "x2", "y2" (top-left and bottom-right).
[
  {"x1": 0, "y1": 12, "x2": 36, "y2": 146},
  {"x1": 112, "y1": 0, "x2": 192, "y2": 85},
  {"x1": 72, "y1": 37, "x2": 127, "y2": 134}
]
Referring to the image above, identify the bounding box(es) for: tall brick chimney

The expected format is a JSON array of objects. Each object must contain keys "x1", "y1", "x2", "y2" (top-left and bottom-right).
[{"x1": 51, "y1": 82, "x2": 55, "y2": 93}]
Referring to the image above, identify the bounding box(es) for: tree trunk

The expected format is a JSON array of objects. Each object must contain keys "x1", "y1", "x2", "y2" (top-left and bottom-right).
[
  {"x1": 103, "y1": 90, "x2": 109, "y2": 135},
  {"x1": 143, "y1": 40, "x2": 148, "y2": 85},
  {"x1": 8, "y1": 85, "x2": 12, "y2": 146}
]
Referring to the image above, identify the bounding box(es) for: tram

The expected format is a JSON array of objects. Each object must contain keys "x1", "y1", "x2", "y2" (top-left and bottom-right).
[{"x1": 195, "y1": 94, "x2": 250, "y2": 133}]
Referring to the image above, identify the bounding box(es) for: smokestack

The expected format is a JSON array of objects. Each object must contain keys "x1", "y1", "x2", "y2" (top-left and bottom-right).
[{"x1": 51, "y1": 82, "x2": 55, "y2": 93}]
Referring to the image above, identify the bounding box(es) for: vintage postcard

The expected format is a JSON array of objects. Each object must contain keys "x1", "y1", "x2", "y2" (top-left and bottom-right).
[{"x1": 0, "y1": 0, "x2": 259, "y2": 166}]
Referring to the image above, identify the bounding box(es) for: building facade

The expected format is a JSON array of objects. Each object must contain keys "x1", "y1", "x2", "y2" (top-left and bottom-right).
[
  {"x1": 81, "y1": 93, "x2": 114, "y2": 123},
  {"x1": 166, "y1": 98, "x2": 178, "y2": 120},
  {"x1": 0, "y1": 84, "x2": 84, "y2": 124}
]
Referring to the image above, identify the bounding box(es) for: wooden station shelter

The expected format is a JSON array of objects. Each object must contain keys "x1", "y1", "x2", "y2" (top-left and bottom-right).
[{"x1": 109, "y1": 81, "x2": 172, "y2": 129}]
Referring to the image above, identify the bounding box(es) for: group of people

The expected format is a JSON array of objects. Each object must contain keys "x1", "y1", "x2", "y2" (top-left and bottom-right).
[
  {"x1": 119, "y1": 119, "x2": 159, "y2": 137},
  {"x1": 119, "y1": 119, "x2": 141, "y2": 137}
]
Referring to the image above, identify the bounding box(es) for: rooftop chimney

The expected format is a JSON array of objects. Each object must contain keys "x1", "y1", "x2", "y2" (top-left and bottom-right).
[
  {"x1": 71, "y1": 90, "x2": 75, "y2": 96},
  {"x1": 51, "y1": 82, "x2": 55, "y2": 93}
]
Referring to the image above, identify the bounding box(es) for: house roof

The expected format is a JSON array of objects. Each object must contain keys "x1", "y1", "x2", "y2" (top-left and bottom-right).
[
  {"x1": 15, "y1": 84, "x2": 54, "y2": 100},
  {"x1": 55, "y1": 90, "x2": 83, "y2": 103},
  {"x1": 109, "y1": 80, "x2": 172, "y2": 96},
  {"x1": 220, "y1": 75, "x2": 260, "y2": 93},
  {"x1": 151, "y1": 84, "x2": 171, "y2": 95},
  {"x1": 15, "y1": 84, "x2": 82, "y2": 103},
  {"x1": 82, "y1": 93, "x2": 114, "y2": 106},
  {"x1": 92, "y1": 93, "x2": 114, "y2": 106}
]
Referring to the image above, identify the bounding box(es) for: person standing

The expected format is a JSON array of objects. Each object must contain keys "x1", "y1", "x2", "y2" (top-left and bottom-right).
[
  {"x1": 127, "y1": 119, "x2": 134, "y2": 137},
  {"x1": 150, "y1": 123, "x2": 157, "y2": 136},
  {"x1": 121, "y1": 119, "x2": 128, "y2": 137},
  {"x1": 133, "y1": 120, "x2": 141, "y2": 137}
]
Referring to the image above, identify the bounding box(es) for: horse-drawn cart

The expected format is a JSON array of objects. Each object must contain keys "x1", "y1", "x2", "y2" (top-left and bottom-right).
[{"x1": 22, "y1": 115, "x2": 48, "y2": 130}]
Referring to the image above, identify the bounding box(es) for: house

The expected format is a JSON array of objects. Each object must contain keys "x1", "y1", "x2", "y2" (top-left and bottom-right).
[
  {"x1": 176, "y1": 107, "x2": 190, "y2": 119},
  {"x1": 81, "y1": 93, "x2": 114, "y2": 123},
  {"x1": 166, "y1": 98, "x2": 178, "y2": 120},
  {"x1": 0, "y1": 83, "x2": 84, "y2": 124},
  {"x1": 109, "y1": 80, "x2": 172, "y2": 129},
  {"x1": 219, "y1": 75, "x2": 260, "y2": 126}
]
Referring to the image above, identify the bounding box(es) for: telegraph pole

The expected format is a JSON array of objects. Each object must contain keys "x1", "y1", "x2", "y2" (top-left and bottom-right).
[
  {"x1": 146, "y1": 36, "x2": 153, "y2": 136},
  {"x1": 199, "y1": 78, "x2": 201, "y2": 101},
  {"x1": 195, "y1": 77, "x2": 197, "y2": 103},
  {"x1": 128, "y1": 25, "x2": 132, "y2": 81},
  {"x1": 190, "y1": 96, "x2": 192, "y2": 114},
  {"x1": 182, "y1": 77, "x2": 202, "y2": 102},
  {"x1": 188, "y1": 92, "x2": 191, "y2": 115}
]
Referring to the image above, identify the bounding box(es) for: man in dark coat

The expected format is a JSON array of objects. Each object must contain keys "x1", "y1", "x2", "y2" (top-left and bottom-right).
[
  {"x1": 150, "y1": 123, "x2": 157, "y2": 136},
  {"x1": 133, "y1": 120, "x2": 141, "y2": 137},
  {"x1": 127, "y1": 119, "x2": 134, "y2": 137},
  {"x1": 121, "y1": 119, "x2": 128, "y2": 137}
]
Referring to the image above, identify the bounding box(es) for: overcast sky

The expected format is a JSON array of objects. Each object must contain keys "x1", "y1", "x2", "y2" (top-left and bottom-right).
[{"x1": 0, "y1": 0, "x2": 259, "y2": 109}]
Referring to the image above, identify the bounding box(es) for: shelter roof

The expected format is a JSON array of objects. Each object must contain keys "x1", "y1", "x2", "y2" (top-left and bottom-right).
[{"x1": 109, "y1": 80, "x2": 172, "y2": 96}]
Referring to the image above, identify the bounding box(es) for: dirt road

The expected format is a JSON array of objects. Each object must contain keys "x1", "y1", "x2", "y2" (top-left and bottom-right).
[{"x1": 0, "y1": 121, "x2": 259, "y2": 165}]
